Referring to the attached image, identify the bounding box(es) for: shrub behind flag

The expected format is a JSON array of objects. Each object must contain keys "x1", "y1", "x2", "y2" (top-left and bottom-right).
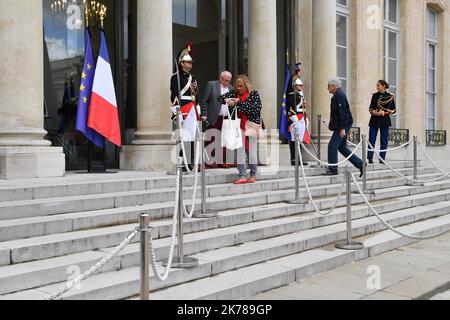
[
  {"x1": 279, "y1": 65, "x2": 291, "y2": 141},
  {"x1": 88, "y1": 28, "x2": 122, "y2": 147},
  {"x1": 75, "y1": 28, "x2": 104, "y2": 148}
]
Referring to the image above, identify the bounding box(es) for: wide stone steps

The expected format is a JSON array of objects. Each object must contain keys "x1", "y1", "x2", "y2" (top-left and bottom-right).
[
  {"x1": 148, "y1": 215, "x2": 450, "y2": 301},
  {"x1": 0, "y1": 164, "x2": 425, "y2": 221},
  {"x1": 0, "y1": 167, "x2": 330, "y2": 202},
  {"x1": 2, "y1": 202, "x2": 449, "y2": 300},
  {"x1": 0, "y1": 166, "x2": 438, "y2": 236},
  {"x1": 1, "y1": 180, "x2": 450, "y2": 297},
  {"x1": 0, "y1": 171, "x2": 445, "y2": 267}
]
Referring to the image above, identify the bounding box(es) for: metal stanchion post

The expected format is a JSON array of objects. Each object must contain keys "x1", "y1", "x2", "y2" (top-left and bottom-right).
[
  {"x1": 287, "y1": 133, "x2": 308, "y2": 205},
  {"x1": 336, "y1": 167, "x2": 364, "y2": 250},
  {"x1": 407, "y1": 136, "x2": 420, "y2": 186},
  {"x1": 413, "y1": 136, "x2": 418, "y2": 181},
  {"x1": 194, "y1": 133, "x2": 218, "y2": 218},
  {"x1": 362, "y1": 135, "x2": 368, "y2": 193},
  {"x1": 317, "y1": 115, "x2": 322, "y2": 162},
  {"x1": 164, "y1": 157, "x2": 199, "y2": 269},
  {"x1": 140, "y1": 214, "x2": 150, "y2": 300}
]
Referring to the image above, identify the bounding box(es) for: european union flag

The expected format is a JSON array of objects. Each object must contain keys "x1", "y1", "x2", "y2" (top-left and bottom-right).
[
  {"x1": 76, "y1": 27, "x2": 104, "y2": 148},
  {"x1": 279, "y1": 64, "x2": 292, "y2": 141}
]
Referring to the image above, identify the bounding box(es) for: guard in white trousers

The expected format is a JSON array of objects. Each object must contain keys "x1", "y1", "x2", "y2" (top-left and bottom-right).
[
  {"x1": 170, "y1": 43, "x2": 200, "y2": 171},
  {"x1": 286, "y1": 77, "x2": 311, "y2": 166}
]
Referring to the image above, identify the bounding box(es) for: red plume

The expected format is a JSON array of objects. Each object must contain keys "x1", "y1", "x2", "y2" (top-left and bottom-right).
[{"x1": 185, "y1": 41, "x2": 193, "y2": 56}]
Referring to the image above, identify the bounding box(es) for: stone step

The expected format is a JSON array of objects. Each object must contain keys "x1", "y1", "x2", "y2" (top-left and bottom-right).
[
  {"x1": 0, "y1": 161, "x2": 417, "y2": 202},
  {"x1": 1, "y1": 186, "x2": 449, "y2": 296},
  {"x1": 0, "y1": 170, "x2": 444, "y2": 253},
  {"x1": 0, "y1": 167, "x2": 439, "y2": 222},
  {"x1": 2, "y1": 204, "x2": 448, "y2": 300},
  {"x1": 0, "y1": 166, "x2": 338, "y2": 202},
  {"x1": 147, "y1": 214, "x2": 450, "y2": 301},
  {"x1": 0, "y1": 167, "x2": 436, "y2": 242}
]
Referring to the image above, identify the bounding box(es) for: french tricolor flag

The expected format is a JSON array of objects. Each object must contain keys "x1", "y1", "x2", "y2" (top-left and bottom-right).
[{"x1": 88, "y1": 29, "x2": 122, "y2": 147}]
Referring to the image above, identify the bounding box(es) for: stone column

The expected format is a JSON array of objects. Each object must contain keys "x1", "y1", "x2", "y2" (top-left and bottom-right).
[
  {"x1": 311, "y1": 0, "x2": 337, "y2": 142},
  {"x1": 296, "y1": 0, "x2": 313, "y2": 110},
  {"x1": 399, "y1": 0, "x2": 426, "y2": 143},
  {"x1": 247, "y1": 0, "x2": 280, "y2": 167},
  {"x1": 0, "y1": 0, "x2": 65, "y2": 179},
  {"x1": 351, "y1": 0, "x2": 384, "y2": 135},
  {"x1": 248, "y1": 0, "x2": 278, "y2": 130},
  {"x1": 120, "y1": 0, "x2": 174, "y2": 171}
]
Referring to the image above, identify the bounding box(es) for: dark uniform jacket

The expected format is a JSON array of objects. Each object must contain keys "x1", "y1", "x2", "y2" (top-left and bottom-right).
[
  {"x1": 286, "y1": 91, "x2": 307, "y2": 126},
  {"x1": 170, "y1": 70, "x2": 198, "y2": 108},
  {"x1": 218, "y1": 90, "x2": 263, "y2": 125},
  {"x1": 369, "y1": 91, "x2": 396, "y2": 128},
  {"x1": 329, "y1": 88, "x2": 353, "y2": 131}
]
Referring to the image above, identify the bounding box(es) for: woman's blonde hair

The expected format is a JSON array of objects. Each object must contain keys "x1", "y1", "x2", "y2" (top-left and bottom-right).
[{"x1": 234, "y1": 74, "x2": 253, "y2": 92}]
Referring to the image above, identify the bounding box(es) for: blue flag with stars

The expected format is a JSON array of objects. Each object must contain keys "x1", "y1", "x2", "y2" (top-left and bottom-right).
[
  {"x1": 279, "y1": 64, "x2": 291, "y2": 140},
  {"x1": 76, "y1": 27, "x2": 104, "y2": 148}
]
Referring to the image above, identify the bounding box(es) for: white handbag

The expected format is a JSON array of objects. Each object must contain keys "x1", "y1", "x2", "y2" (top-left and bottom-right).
[{"x1": 221, "y1": 107, "x2": 243, "y2": 151}]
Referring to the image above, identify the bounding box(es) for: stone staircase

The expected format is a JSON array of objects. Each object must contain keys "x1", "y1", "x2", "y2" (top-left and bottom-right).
[{"x1": 0, "y1": 162, "x2": 449, "y2": 300}]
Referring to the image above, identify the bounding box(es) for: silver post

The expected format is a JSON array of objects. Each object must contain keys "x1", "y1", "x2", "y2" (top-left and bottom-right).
[
  {"x1": 317, "y1": 115, "x2": 322, "y2": 161},
  {"x1": 177, "y1": 157, "x2": 184, "y2": 263},
  {"x1": 413, "y1": 135, "x2": 418, "y2": 181},
  {"x1": 140, "y1": 214, "x2": 151, "y2": 301},
  {"x1": 294, "y1": 134, "x2": 300, "y2": 200},
  {"x1": 201, "y1": 133, "x2": 207, "y2": 214},
  {"x1": 287, "y1": 133, "x2": 308, "y2": 205},
  {"x1": 164, "y1": 157, "x2": 199, "y2": 269},
  {"x1": 194, "y1": 133, "x2": 218, "y2": 218},
  {"x1": 336, "y1": 167, "x2": 364, "y2": 250},
  {"x1": 362, "y1": 134, "x2": 368, "y2": 193}
]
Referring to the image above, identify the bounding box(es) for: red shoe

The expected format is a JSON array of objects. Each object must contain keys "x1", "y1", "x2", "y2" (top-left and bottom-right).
[
  {"x1": 247, "y1": 176, "x2": 257, "y2": 184},
  {"x1": 233, "y1": 178, "x2": 248, "y2": 185}
]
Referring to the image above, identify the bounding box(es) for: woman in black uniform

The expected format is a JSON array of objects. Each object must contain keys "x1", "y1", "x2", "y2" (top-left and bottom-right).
[{"x1": 368, "y1": 80, "x2": 397, "y2": 164}]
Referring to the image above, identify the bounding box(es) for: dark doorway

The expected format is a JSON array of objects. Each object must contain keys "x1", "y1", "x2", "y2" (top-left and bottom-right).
[{"x1": 43, "y1": 0, "x2": 132, "y2": 170}]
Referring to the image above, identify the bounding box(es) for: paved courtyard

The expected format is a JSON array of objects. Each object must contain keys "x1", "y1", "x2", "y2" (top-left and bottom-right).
[{"x1": 250, "y1": 233, "x2": 450, "y2": 300}]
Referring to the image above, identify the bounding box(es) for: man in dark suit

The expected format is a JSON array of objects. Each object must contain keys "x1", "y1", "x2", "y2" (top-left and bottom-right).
[
  {"x1": 201, "y1": 71, "x2": 233, "y2": 168},
  {"x1": 325, "y1": 78, "x2": 364, "y2": 177}
]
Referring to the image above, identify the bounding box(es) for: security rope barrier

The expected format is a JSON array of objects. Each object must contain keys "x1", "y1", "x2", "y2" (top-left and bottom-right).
[
  {"x1": 301, "y1": 140, "x2": 363, "y2": 167},
  {"x1": 347, "y1": 139, "x2": 413, "y2": 152},
  {"x1": 298, "y1": 141, "x2": 346, "y2": 216},
  {"x1": 350, "y1": 171, "x2": 450, "y2": 240},
  {"x1": 418, "y1": 141, "x2": 450, "y2": 179},
  {"x1": 149, "y1": 168, "x2": 181, "y2": 281},
  {"x1": 45, "y1": 226, "x2": 142, "y2": 300},
  {"x1": 368, "y1": 141, "x2": 449, "y2": 184},
  {"x1": 183, "y1": 138, "x2": 201, "y2": 218}
]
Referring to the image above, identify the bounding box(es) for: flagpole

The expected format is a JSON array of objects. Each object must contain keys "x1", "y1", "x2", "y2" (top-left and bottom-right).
[{"x1": 85, "y1": 4, "x2": 92, "y2": 173}]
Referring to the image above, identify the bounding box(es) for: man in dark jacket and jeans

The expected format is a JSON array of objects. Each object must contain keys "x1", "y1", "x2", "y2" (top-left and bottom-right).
[{"x1": 325, "y1": 78, "x2": 364, "y2": 177}]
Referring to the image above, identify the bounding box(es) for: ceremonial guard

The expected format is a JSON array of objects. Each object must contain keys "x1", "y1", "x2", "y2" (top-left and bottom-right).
[
  {"x1": 368, "y1": 80, "x2": 397, "y2": 164},
  {"x1": 286, "y1": 76, "x2": 311, "y2": 166},
  {"x1": 170, "y1": 43, "x2": 200, "y2": 170}
]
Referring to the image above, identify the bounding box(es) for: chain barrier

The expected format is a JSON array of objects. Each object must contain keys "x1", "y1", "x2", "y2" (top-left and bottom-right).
[
  {"x1": 418, "y1": 141, "x2": 450, "y2": 179},
  {"x1": 46, "y1": 226, "x2": 141, "y2": 300},
  {"x1": 347, "y1": 139, "x2": 413, "y2": 153},
  {"x1": 367, "y1": 141, "x2": 449, "y2": 184},
  {"x1": 149, "y1": 166, "x2": 181, "y2": 281},
  {"x1": 301, "y1": 140, "x2": 363, "y2": 167},
  {"x1": 46, "y1": 160, "x2": 187, "y2": 299},
  {"x1": 350, "y1": 172, "x2": 450, "y2": 240},
  {"x1": 183, "y1": 137, "x2": 201, "y2": 218},
  {"x1": 298, "y1": 141, "x2": 346, "y2": 216}
]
